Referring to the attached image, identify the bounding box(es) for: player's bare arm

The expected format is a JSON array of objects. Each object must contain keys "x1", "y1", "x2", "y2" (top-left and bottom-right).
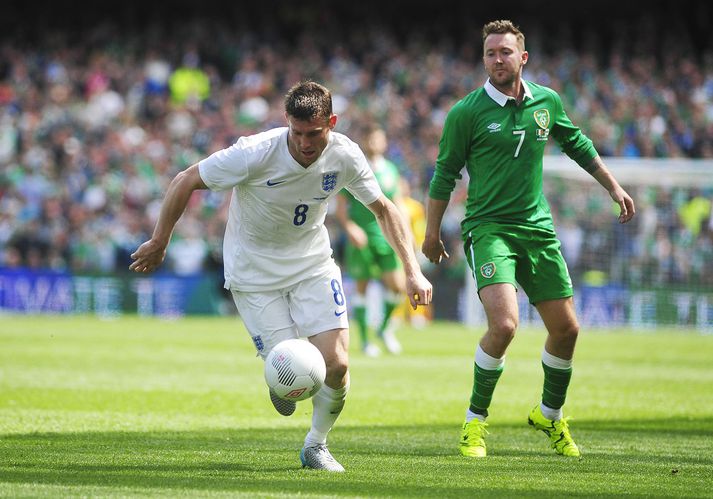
[
  {"x1": 367, "y1": 195, "x2": 432, "y2": 308},
  {"x1": 587, "y1": 156, "x2": 636, "y2": 224},
  {"x1": 334, "y1": 193, "x2": 368, "y2": 248},
  {"x1": 129, "y1": 163, "x2": 208, "y2": 273},
  {"x1": 392, "y1": 192, "x2": 414, "y2": 239},
  {"x1": 422, "y1": 197, "x2": 451, "y2": 264}
]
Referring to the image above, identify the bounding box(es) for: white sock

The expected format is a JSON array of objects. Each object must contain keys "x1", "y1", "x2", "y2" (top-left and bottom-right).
[
  {"x1": 305, "y1": 381, "x2": 349, "y2": 447},
  {"x1": 540, "y1": 403, "x2": 563, "y2": 421},
  {"x1": 465, "y1": 409, "x2": 487, "y2": 423},
  {"x1": 541, "y1": 349, "x2": 573, "y2": 370},
  {"x1": 475, "y1": 344, "x2": 505, "y2": 370}
]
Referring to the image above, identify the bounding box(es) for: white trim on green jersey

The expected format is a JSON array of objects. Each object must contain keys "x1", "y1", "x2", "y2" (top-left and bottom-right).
[
  {"x1": 199, "y1": 128, "x2": 382, "y2": 291},
  {"x1": 484, "y1": 78, "x2": 533, "y2": 106}
]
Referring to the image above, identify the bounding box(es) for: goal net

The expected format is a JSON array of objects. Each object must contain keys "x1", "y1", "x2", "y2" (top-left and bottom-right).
[{"x1": 463, "y1": 155, "x2": 713, "y2": 331}]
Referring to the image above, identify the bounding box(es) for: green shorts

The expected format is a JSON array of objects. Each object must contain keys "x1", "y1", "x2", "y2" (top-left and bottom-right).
[
  {"x1": 344, "y1": 233, "x2": 400, "y2": 281},
  {"x1": 463, "y1": 223, "x2": 573, "y2": 305}
]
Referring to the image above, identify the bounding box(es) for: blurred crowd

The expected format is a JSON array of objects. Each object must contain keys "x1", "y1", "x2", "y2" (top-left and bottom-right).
[
  {"x1": 546, "y1": 180, "x2": 713, "y2": 288},
  {"x1": 1, "y1": 10, "x2": 712, "y2": 290}
]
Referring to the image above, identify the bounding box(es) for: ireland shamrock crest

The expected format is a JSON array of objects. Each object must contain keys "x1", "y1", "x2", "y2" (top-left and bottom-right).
[
  {"x1": 534, "y1": 109, "x2": 550, "y2": 129},
  {"x1": 480, "y1": 262, "x2": 496, "y2": 278}
]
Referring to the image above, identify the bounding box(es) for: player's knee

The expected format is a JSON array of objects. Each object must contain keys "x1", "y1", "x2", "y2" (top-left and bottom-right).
[
  {"x1": 490, "y1": 317, "x2": 518, "y2": 341},
  {"x1": 324, "y1": 357, "x2": 348, "y2": 386},
  {"x1": 552, "y1": 320, "x2": 579, "y2": 343},
  {"x1": 563, "y1": 321, "x2": 580, "y2": 341}
]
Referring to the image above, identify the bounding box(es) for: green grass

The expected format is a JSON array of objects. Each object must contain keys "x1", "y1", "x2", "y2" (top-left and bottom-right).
[{"x1": 1, "y1": 316, "x2": 712, "y2": 497}]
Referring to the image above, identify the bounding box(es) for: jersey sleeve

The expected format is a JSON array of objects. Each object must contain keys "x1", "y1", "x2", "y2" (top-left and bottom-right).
[
  {"x1": 549, "y1": 90, "x2": 599, "y2": 171},
  {"x1": 429, "y1": 100, "x2": 471, "y2": 200},
  {"x1": 198, "y1": 138, "x2": 251, "y2": 191}
]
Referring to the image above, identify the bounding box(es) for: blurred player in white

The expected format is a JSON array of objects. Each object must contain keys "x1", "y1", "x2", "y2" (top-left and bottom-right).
[{"x1": 130, "y1": 81, "x2": 432, "y2": 472}]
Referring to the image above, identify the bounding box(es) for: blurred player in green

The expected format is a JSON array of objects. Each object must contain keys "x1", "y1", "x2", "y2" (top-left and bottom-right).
[
  {"x1": 423, "y1": 20, "x2": 635, "y2": 458},
  {"x1": 336, "y1": 127, "x2": 407, "y2": 356}
]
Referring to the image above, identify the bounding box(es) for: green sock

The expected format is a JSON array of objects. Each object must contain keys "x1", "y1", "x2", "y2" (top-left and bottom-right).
[
  {"x1": 541, "y1": 363, "x2": 573, "y2": 410},
  {"x1": 377, "y1": 299, "x2": 399, "y2": 336},
  {"x1": 353, "y1": 305, "x2": 369, "y2": 347},
  {"x1": 469, "y1": 363, "x2": 503, "y2": 416}
]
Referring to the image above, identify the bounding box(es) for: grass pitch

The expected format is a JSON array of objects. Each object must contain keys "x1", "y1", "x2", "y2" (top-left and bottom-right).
[{"x1": 1, "y1": 316, "x2": 712, "y2": 497}]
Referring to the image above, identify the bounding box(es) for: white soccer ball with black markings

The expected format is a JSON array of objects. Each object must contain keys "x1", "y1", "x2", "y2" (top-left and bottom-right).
[{"x1": 264, "y1": 339, "x2": 326, "y2": 401}]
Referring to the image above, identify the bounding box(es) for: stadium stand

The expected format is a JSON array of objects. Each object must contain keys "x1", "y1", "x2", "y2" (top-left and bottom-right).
[{"x1": 1, "y1": 1, "x2": 711, "y2": 323}]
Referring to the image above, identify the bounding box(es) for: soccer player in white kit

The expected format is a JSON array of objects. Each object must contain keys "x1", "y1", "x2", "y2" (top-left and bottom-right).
[{"x1": 130, "y1": 81, "x2": 432, "y2": 472}]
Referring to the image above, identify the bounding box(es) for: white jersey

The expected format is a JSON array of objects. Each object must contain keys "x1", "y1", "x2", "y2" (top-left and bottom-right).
[{"x1": 199, "y1": 127, "x2": 382, "y2": 291}]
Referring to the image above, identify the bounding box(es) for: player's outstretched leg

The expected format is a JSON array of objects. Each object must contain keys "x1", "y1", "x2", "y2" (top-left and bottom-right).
[
  {"x1": 527, "y1": 404, "x2": 580, "y2": 457},
  {"x1": 269, "y1": 388, "x2": 296, "y2": 416}
]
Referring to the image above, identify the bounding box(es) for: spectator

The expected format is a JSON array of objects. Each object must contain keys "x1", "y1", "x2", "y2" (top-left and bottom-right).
[{"x1": 0, "y1": 5, "x2": 710, "y2": 294}]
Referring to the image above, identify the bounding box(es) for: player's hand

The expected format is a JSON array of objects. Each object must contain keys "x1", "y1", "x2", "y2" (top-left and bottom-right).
[
  {"x1": 129, "y1": 239, "x2": 167, "y2": 273},
  {"x1": 406, "y1": 272, "x2": 433, "y2": 310},
  {"x1": 610, "y1": 187, "x2": 636, "y2": 224},
  {"x1": 421, "y1": 235, "x2": 449, "y2": 264}
]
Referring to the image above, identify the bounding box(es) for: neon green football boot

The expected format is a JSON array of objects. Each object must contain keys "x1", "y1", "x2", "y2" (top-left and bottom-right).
[
  {"x1": 459, "y1": 419, "x2": 489, "y2": 458},
  {"x1": 528, "y1": 405, "x2": 581, "y2": 457}
]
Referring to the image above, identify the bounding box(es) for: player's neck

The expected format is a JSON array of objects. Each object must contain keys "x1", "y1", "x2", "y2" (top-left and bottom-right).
[{"x1": 492, "y1": 78, "x2": 524, "y2": 105}]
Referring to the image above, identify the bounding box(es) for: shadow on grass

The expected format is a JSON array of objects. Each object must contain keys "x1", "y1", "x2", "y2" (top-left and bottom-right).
[{"x1": 1, "y1": 417, "x2": 712, "y2": 497}]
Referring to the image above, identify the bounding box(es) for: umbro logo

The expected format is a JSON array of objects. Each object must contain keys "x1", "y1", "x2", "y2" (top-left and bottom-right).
[
  {"x1": 266, "y1": 179, "x2": 286, "y2": 186},
  {"x1": 487, "y1": 122, "x2": 502, "y2": 133}
]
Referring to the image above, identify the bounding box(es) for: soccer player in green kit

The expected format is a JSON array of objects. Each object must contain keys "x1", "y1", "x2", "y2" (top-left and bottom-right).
[
  {"x1": 336, "y1": 127, "x2": 407, "y2": 356},
  {"x1": 422, "y1": 20, "x2": 635, "y2": 458}
]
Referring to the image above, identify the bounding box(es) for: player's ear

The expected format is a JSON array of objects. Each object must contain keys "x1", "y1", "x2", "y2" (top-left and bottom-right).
[
  {"x1": 521, "y1": 51, "x2": 529, "y2": 65},
  {"x1": 329, "y1": 114, "x2": 337, "y2": 129}
]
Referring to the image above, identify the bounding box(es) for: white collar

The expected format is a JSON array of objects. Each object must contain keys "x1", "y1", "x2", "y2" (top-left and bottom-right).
[{"x1": 484, "y1": 78, "x2": 533, "y2": 106}]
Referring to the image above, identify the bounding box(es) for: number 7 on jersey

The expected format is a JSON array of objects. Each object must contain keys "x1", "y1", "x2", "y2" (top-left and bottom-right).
[{"x1": 513, "y1": 130, "x2": 525, "y2": 158}]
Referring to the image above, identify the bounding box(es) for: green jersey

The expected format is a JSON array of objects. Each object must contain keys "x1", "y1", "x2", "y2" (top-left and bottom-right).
[
  {"x1": 345, "y1": 157, "x2": 401, "y2": 237},
  {"x1": 429, "y1": 80, "x2": 597, "y2": 237}
]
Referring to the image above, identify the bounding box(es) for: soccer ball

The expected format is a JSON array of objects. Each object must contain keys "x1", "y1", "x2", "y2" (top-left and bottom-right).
[{"x1": 264, "y1": 339, "x2": 326, "y2": 401}]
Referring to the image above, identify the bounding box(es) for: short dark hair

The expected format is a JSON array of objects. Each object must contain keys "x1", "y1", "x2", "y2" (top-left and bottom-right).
[
  {"x1": 284, "y1": 81, "x2": 333, "y2": 122},
  {"x1": 482, "y1": 20, "x2": 525, "y2": 51}
]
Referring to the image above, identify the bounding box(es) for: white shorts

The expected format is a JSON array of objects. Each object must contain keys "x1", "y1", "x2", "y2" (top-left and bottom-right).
[{"x1": 231, "y1": 265, "x2": 349, "y2": 359}]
